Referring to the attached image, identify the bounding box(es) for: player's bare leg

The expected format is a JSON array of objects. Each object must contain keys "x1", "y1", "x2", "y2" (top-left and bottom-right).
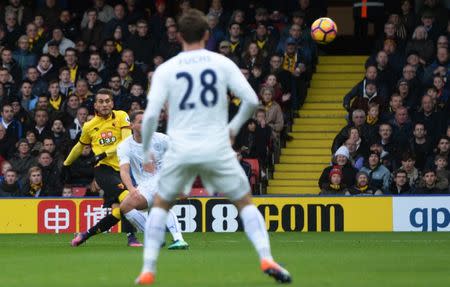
[
  {"x1": 121, "y1": 192, "x2": 148, "y2": 232},
  {"x1": 135, "y1": 195, "x2": 171, "y2": 285},
  {"x1": 121, "y1": 193, "x2": 188, "y2": 251},
  {"x1": 234, "y1": 193, "x2": 292, "y2": 284}
]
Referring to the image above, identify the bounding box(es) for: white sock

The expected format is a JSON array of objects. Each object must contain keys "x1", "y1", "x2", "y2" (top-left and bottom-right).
[
  {"x1": 166, "y1": 209, "x2": 183, "y2": 242},
  {"x1": 240, "y1": 205, "x2": 273, "y2": 261},
  {"x1": 142, "y1": 207, "x2": 168, "y2": 273},
  {"x1": 124, "y1": 209, "x2": 147, "y2": 232}
]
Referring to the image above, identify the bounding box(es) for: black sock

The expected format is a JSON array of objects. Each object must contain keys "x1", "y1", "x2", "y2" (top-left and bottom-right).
[
  {"x1": 86, "y1": 214, "x2": 120, "y2": 238},
  {"x1": 121, "y1": 216, "x2": 136, "y2": 237}
]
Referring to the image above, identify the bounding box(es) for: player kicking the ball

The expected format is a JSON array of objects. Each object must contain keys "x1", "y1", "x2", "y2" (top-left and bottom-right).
[
  {"x1": 117, "y1": 110, "x2": 188, "y2": 250},
  {"x1": 135, "y1": 9, "x2": 291, "y2": 285}
]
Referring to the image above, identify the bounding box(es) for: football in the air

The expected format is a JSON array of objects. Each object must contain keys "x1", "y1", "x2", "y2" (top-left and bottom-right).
[{"x1": 311, "y1": 17, "x2": 338, "y2": 44}]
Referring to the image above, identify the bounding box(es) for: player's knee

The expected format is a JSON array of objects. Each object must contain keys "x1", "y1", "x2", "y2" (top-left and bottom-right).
[
  {"x1": 120, "y1": 197, "x2": 133, "y2": 213},
  {"x1": 112, "y1": 207, "x2": 122, "y2": 219}
]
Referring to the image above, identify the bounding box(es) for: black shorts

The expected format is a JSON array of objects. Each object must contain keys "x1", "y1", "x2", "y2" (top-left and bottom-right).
[{"x1": 94, "y1": 165, "x2": 126, "y2": 208}]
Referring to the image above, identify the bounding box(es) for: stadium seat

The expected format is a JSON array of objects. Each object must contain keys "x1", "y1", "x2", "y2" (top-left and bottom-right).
[
  {"x1": 189, "y1": 188, "x2": 209, "y2": 196},
  {"x1": 71, "y1": 187, "x2": 87, "y2": 197},
  {"x1": 243, "y1": 158, "x2": 260, "y2": 194}
]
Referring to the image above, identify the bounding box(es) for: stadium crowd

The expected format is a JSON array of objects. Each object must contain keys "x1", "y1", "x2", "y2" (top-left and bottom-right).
[
  {"x1": 0, "y1": 0, "x2": 327, "y2": 197},
  {"x1": 320, "y1": 0, "x2": 450, "y2": 195}
]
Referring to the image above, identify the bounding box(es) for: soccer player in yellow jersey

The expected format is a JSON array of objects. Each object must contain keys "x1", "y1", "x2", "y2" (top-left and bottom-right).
[{"x1": 63, "y1": 88, "x2": 142, "y2": 247}]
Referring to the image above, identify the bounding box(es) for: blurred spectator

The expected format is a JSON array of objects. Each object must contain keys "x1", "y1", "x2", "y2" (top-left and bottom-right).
[
  {"x1": 409, "y1": 122, "x2": 433, "y2": 170},
  {"x1": 80, "y1": 8, "x2": 104, "y2": 49},
  {"x1": 36, "y1": 150, "x2": 62, "y2": 196},
  {"x1": 20, "y1": 166, "x2": 47, "y2": 197},
  {"x1": 320, "y1": 167, "x2": 348, "y2": 195},
  {"x1": 104, "y1": 4, "x2": 127, "y2": 40},
  {"x1": 426, "y1": 136, "x2": 450, "y2": 168},
  {"x1": 398, "y1": 152, "x2": 420, "y2": 187},
  {"x1": 25, "y1": 130, "x2": 41, "y2": 156},
  {"x1": 67, "y1": 142, "x2": 94, "y2": 186},
  {"x1": 80, "y1": 0, "x2": 113, "y2": 29},
  {"x1": 259, "y1": 86, "x2": 283, "y2": 140},
  {"x1": 435, "y1": 154, "x2": 449, "y2": 181},
  {"x1": 61, "y1": 185, "x2": 72, "y2": 197},
  {"x1": 0, "y1": 169, "x2": 20, "y2": 197},
  {"x1": 386, "y1": 169, "x2": 413, "y2": 194},
  {"x1": 405, "y1": 26, "x2": 435, "y2": 65},
  {"x1": 0, "y1": 124, "x2": 15, "y2": 159},
  {"x1": 10, "y1": 139, "x2": 36, "y2": 181},
  {"x1": 415, "y1": 169, "x2": 448, "y2": 194},
  {"x1": 346, "y1": 171, "x2": 383, "y2": 195},
  {"x1": 158, "y1": 24, "x2": 181, "y2": 60},
  {"x1": 1, "y1": 103, "x2": 23, "y2": 141},
  {"x1": 359, "y1": 150, "x2": 391, "y2": 193},
  {"x1": 43, "y1": 27, "x2": 75, "y2": 55},
  {"x1": 13, "y1": 35, "x2": 37, "y2": 79},
  {"x1": 319, "y1": 146, "x2": 358, "y2": 189}
]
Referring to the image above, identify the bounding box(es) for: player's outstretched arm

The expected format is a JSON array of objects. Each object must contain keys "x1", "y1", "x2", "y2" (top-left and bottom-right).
[
  {"x1": 227, "y1": 61, "x2": 259, "y2": 136},
  {"x1": 142, "y1": 69, "x2": 168, "y2": 160},
  {"x1": 63, "y1": 142, "x2": 85, "y2": 166}
]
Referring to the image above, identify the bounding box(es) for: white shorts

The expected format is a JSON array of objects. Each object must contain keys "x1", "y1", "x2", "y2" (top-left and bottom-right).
[
  {"x1": 157, "y1": 152, "x2": 250, "y2": 202},
  {"x1": 137, "y1": 177, "x2": 159, "y2": 208}
]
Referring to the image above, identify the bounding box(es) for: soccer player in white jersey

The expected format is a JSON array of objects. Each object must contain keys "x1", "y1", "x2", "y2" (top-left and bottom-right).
[
  {"x1": 117, "y1": 110, "x2": 189, "y2": 250},
  {"x1": 135, "y1": 9, "x2": 292, "y2": 285}
]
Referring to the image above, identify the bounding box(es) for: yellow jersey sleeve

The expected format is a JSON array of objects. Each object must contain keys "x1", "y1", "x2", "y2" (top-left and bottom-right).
[
  {"x1": 116, "y1": 111, "x2": 131, "y2": 129},
  {"x1": 79, "y1": 121, "x2": 92, "y2": 145}
]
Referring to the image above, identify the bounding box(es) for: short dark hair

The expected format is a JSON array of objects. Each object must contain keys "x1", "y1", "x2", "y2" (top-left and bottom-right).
[
  {"x1": 95, "y1": 88, "x2": 114, "y2": 101},
  {"x1": 38, "y1": 150, "x2": 52, "y2": 158},
  {"x1": 394, "y1": 169, "x2": 407, "y2": 177},
  {"x1": 401, "y1": 152, "x2": 416, "y2": 162},
  {"x1": 129, "y1": 110, "x2": 144, "y2": 122},
  {"x1": 178, "y1": 9, "x2": 209, "y2": 44}
]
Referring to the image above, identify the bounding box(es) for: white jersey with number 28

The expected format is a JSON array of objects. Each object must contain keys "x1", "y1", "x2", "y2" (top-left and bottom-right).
[{"x1": 146, "y1": 49, "x2": 258, "y2": 162}]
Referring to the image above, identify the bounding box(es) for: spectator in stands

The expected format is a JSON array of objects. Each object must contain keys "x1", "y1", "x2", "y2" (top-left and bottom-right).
[
  {"x1": 26, "y1": 67, "x2": 48, "y2": 99},
  {"x1": 61, "y1": 185, "x2": 73, "y2": 197},
  {"x1": 405, "y1": 26, "x2": 435, "y2": 65},
  {"x1": 0, "y1": 168, "x2": 20, "y2": 197},
  {"x1": 227, "y1": 22, "x2": 244, "y2": 58},
  {"x1": 104, "y1": 4, "x2": 127, "y2": 40},
  {"x1": 415, "y1": 169, "x2": 448, "y2": 194},
  {"x1": 409, "y1": 122, "x2": 433, "y2": 170},
  {"x1": 0, "y1": 125, "x2": 15, "y2": 159},
  {"x1": 346, "y1": 80, "x2": 385, "y2": 116},
  {"x1": 360, "y1": 150, "x2": 391, "y2": 193},
  {"x1": 419, "y1": 9, "x2": 441, "y2": 43},
  {"x1": 31, "y1": 109, "x2": 52, "y2": 142},
  {"x1": 398, "y1": 152, "x2": 420, "y2": 187},
  {"x1": 386, "y1": 169, "x2": 413, "y2": 194},
  {"x1": 423, "y1": 47, "x2": 450, "y2": 86},
  {"x1": 20, "y1": 166, "x2": 47, "y2": 197},
  {"x1": 10, "y1": 139, "x2": 35, "y2": 181},
  {"x1": 320, "y1": 167, "x2": 348, "y2": 195},
  {"x1": 367, "y1": 50, "x2": 396, "y2": 92},
  {"x1": 25, "y1": 130, "x2": 41, "y2": 156},
  {"x1": 85, "y1": 68, "x2": 103, "y2": 94},
  {"x1": 158, "y1": 24, "x2": 181, "y2": 60},
  {"x1": 13, "y1": 35, "x2": 37, "y2": 80},
  {"x1": 343, "y1": 138, "x2": 364, "y2": 170},
  {"x1": 1, "y1": 103, "x2": 23, "y2": 142},
  {"x1": 36, "y1": 150, "x2": 62, "y2": 196},
  {"x1": 346, "y1": 171, "x2": 383, "y2": 195},
  {"x1": 390, "y1": 106, "x2": 412, "y2": 146},
  {"x1": 332, "y1": 109, "x2": 375, "y2": 153},
  {"x1": 80, "y1": 8, "x2": 104, "y2": 49},
  {"x1": 126, "y1": 19, "x2": 155, "y2": 71},
  {"x1": 80, "y1": 0, "x2": 114, "y2": 28},
  {"x1": 319, "y1": 146, "x2": 358, "y2": 189},
  {"x1": 259, "y1": 86, "x2": 283, "y2": 140},
  {"x1": 415, "y1": 95, "x2": 446, "y2": 144},
  {"x1": 68, "y1": 106, "x2": 88, "y2": 143},
  {"x1": 120, "y1": 49, "x2": 146, "y2": 85},
  {"x1": 435, "y1": 154, "x2": 449, "y2": 181},
  {"x1": 382, "y1": 93, "x2": 403, "y2": 121},
  {"x1": 426, "y1": 136, "x2": 450, "y2": 168},
  {"x1": 43, "y1": 27, "x2": 75, "y2": 55},
  {"x1": 1, "y1": 47, "x2": 22, "y2": 82}
]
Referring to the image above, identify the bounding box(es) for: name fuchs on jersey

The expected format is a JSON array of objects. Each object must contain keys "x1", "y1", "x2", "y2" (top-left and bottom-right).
[{"x1": 178, "y1": 54, "x2": 211, "y2": 65}]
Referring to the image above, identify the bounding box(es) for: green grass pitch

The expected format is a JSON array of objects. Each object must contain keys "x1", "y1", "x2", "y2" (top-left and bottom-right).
[{"x1": 0, "y1": 232, "x2": 449, "y2": 287}]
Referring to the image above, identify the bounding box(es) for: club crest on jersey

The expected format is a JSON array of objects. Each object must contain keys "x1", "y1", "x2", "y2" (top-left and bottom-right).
[{"x1": 99, "y1": 131, "x2": 116, "y2": 145}]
